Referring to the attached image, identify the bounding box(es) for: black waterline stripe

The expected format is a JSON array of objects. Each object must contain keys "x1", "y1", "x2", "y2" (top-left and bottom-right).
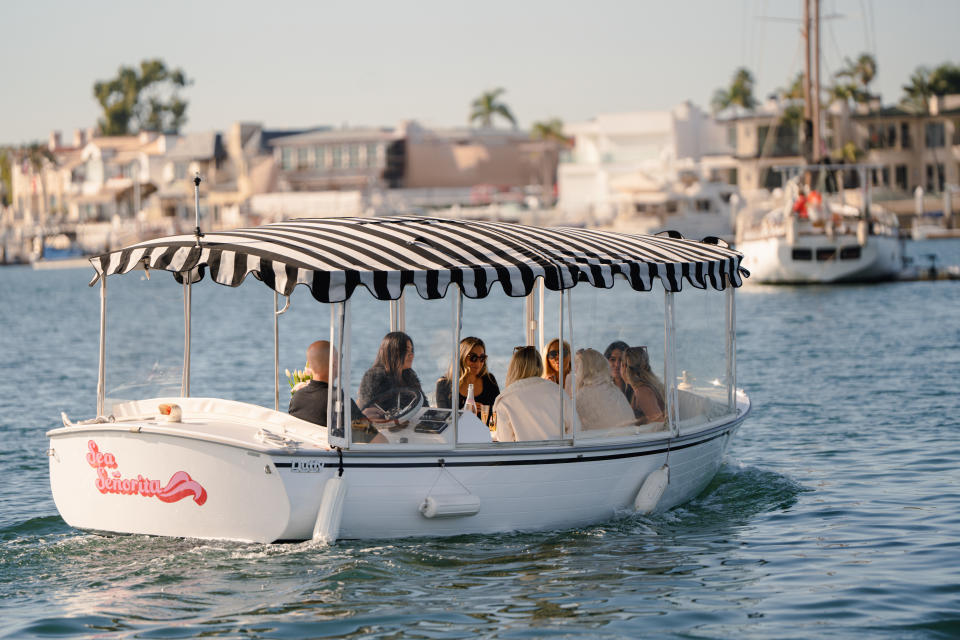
[{"x1": 272, "y1": 430, "x2": 730, "y2": 470}]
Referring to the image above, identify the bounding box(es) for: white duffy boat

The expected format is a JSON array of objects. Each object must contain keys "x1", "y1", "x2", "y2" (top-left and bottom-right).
[
  {"x1": 736, "y1": 166, "x2": 903, "y2": 284},
  {"x1": 48, "y1": 204, "x2": 751, "y2": 543}
]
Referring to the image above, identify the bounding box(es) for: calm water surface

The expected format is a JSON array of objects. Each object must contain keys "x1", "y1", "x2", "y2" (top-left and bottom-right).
[{"x1": 1, "y1": 240, "x2": 958, "y2": 639}]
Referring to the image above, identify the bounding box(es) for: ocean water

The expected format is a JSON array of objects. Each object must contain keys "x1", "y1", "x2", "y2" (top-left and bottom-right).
[{"x1": 1, "y1": 240, "x2": 959, "y2": 639}]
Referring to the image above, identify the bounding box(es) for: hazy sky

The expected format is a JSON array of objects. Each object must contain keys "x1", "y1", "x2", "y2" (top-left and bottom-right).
[{"x1": 2, "y1": 0, "x2": 957, "y2": 145}]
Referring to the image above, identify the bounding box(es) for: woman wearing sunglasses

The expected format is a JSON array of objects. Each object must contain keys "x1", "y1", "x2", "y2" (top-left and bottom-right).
[
  {"x1": 435, "y1": 336, "x2": 501, "y2": 412},
  {"x1": 542, "y1": 338, "x2": 572, "y2": 393}
]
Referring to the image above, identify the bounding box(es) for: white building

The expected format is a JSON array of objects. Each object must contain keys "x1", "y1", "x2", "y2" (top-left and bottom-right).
[{"x1": 558, "y1": 102, "x2": 737, "y2": 221}]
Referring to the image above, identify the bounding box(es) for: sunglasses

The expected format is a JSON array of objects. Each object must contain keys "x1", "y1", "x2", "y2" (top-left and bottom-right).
[
  {"x1": 548, "y1": 350, "x2": 567, "y2": 360},
  {"x1": 467, "y1": 353, "x2": 487, "y2": 363}
]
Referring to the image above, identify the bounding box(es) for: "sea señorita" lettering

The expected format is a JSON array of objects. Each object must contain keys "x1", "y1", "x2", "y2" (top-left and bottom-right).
[{"x1": 86, "y1": 440, "x2": 207, "y2": 505}]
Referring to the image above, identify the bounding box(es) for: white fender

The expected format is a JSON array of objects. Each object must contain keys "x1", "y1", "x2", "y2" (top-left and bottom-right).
[
  {"x1": 634, "y1": 464, "x2": 669, "y2": 514},
  {"x1": 312, "y1": 475, "x2": 348, "y2": 543},
  {"x1": 419, "y1": 494, "x2": 481, "y2": 518}
]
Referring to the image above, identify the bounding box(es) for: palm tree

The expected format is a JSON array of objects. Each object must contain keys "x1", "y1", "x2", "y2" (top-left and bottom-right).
[
  {"x1": 711, "y1": 68, "x2": 757, "y2": 113},
  {"x1": 901, "y1": 67, "x2": 934, "y2": 113},
  {"x1": 530, "y1": 118, "x2": 570, "y2": 145},
  {"x1": 469, "y1": 88, "x2": 517, "y2": 129},
  {"x1": 834, "y1": 53, "x2": 877, "y2": 106},
  {"x1": 25, "y1": 143, "x2": 57, "y2": 220}
]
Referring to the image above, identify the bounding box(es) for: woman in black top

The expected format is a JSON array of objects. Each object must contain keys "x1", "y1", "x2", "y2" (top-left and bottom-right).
[
  {"x1": 435, "y1": 336, "x2": 501, "y2": 411},
  {"x1": 358, "y1": 331, "x2": 427, "y2": 415}
]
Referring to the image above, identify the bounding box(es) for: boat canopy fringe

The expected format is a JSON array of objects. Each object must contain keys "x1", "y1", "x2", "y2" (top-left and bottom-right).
[{"x1": 87, "y1": 217, "x2": 749, "y2": 301}]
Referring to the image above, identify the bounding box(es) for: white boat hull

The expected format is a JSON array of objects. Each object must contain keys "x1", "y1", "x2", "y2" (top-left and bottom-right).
[
  {"x1": 738, "y1": 233, "x2": 902, "y2": 284},
  {"x1": 48, "y1": 399, "x2": 749, "y2": 542}
]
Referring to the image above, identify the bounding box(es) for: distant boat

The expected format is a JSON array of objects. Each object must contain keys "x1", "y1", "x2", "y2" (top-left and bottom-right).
[
  {"x1": 601, "y1": 171, "x2": 740, "y2": 242},
  {"x1": 736, "y1": 166, "x2": 903, "y2": 284}
]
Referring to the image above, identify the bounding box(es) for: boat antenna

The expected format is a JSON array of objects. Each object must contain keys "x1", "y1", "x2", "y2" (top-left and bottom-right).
[{"x1": 193, "y1": 172, "x2": 204, "y2": 247}]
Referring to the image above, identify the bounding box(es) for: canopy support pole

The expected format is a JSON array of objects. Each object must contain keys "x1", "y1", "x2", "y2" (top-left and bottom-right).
[
  {"x1": 451, "y1": 288, "x2": 462, "y2": 443},
  {"x1": 329, "y1": 301, "x2": 351, "y2": 449},
  {"x1": 341, "y1": 300, "x2": 353, "y2": 448},
  {"x1": 566, "y1": 288, "x2": 577, "y2": 441},
  {"x1": 326, "y1": 304, "x2": 336, "y2": 433},
  {"x1": 726, "y1": 286, "x2": 737, "y2": 412},
  {"x1": 558, "y1": 288, "x2": 565, "y2": 438},
  {"x1": 96, "y1": 275, "x2": 107, "y2": 417},
  {"x1": 524, "y1": 290, "x2": 536, "y2": 347},
  {"x1": 273, "y1": 292, "x2": 291, "y2": 413},
  {"x1": 537, "y1": 279, "x2": 545, "y2": 353},
  {"x1": 664, "y1": 291, "x2": 680, "y2": 437},
  {"x1": 182, "y1": 278, "x2": 192, "y2": 398}
]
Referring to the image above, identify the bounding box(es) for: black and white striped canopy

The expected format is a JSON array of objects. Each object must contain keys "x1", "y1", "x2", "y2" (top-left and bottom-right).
[{"x1": 90, "y1": 216, "x2": 748, "y2": 301}]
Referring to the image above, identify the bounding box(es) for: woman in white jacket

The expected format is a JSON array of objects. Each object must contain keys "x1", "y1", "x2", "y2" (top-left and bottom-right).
[
  {"x1": 493, "y1": 346, "x2": 580, "y2": 442},
  {"x1": 574, "y1": 348, "x2": 636, "y2": 430}
]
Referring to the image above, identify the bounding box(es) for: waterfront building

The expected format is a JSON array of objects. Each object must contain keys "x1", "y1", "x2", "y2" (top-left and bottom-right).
[
  {"x1": 253, "y1": 120, "x2": 559, "y2": 219},
  {"x1": 557, "y1": 102, "x2": 739, "y2": 224}
]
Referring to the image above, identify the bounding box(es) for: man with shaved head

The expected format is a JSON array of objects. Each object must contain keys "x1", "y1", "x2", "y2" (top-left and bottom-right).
[{"x1": 289, "y1": 340, "x2": 380, "y2": 442}]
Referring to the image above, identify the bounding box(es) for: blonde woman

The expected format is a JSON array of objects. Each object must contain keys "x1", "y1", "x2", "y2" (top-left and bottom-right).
[
  {"x1": 620, "y1": 346, "x2": 665, "y2": 424},
  {"x1": 574, "y1": 348, "x2": 635, "y2": 430},
  {"x1": 542, "y1": 338, "x2": 572, "y2": 392},
  {"x1": 493, "y1": 346, "x2": 580, "y2": 442},
  {"x1": 435, "y1": 337, "x2": 500, "y2": 412}
]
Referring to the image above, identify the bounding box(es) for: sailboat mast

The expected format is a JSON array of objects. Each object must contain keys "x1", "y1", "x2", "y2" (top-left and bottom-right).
[{"x1": 812, "y1": 0, "x2": 821, "y2": 162}]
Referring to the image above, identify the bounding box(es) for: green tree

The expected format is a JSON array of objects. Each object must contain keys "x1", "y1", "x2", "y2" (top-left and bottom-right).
[
  {"x1": 928, "y1": 62, "x2": 960, "y2": 95},
  {"x1": 901, "y1": 66, "x2": 934, "y2": 112},
  {"x1": 530, "y1": 118, "x2": 570, "y2": 145},
  {"x1": 93, "y1": 59, "x2": 191, "y2": 135},
  {"x1": 0, "y1": 148, "x2": 12, "y2": 207},
  {"x1": 837, "y1": 54, "x2": 876, "y2": 96},
  {"x1": 900, "y1": 62, "x2": 960, "y2": 112},
  {"x1": 469, "y1": 88, "x2": 517, "y2": 128},
  {"x1": 711, "y1": 67, "x2": 757, "y2": 113}
]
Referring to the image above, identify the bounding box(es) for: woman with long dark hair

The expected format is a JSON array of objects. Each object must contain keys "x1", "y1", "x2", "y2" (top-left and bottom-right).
[
  {"x1": 357, "y1": 331, "x2": 427, "y2": 414},
  {"x1": 620, "y1": 345, "x2": 665, "y2": 424}
]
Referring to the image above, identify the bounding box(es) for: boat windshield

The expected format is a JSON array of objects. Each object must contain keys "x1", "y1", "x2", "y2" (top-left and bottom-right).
[
  {"x1": 104, "y1": 269, "x2": 183, "y2": 415},
  {"x1": 673, "y1": 286, "x2": 736, "y2": 428},
  {"x1": 570, "y1": 275, "x2": 668, "y2": 433}
]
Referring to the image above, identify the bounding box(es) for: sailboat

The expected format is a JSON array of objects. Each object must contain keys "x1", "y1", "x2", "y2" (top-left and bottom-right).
[{"x1": 734, "y1": 0, "x2": 903, "y2": 284}]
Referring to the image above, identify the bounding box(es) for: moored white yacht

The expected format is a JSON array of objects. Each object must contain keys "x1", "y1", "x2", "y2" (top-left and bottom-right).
[{"x1": 736, "y1": 166, "x2": 902, "y2": 284}]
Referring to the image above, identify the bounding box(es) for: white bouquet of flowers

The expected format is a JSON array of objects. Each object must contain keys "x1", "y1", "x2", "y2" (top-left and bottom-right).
[{"x1": 285, "y1": 365, "x2": 313, "y2": 395}]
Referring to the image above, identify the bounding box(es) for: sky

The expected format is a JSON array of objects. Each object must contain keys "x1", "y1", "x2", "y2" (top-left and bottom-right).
[{"x1": 2, "y1": 0, "x2": 958, "y2": 146}]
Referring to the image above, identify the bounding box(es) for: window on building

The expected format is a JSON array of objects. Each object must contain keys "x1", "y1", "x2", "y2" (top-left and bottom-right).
[
  {"x1": 761, "y1": 168, "x2": 783, "y2": 189},
  {"x1": 727, "y1": 125, "x2": 737, "y2": 150},
  {"x1": 666, "y1": 201, "x2": 678, "y2": 213},
  {"x1": 925, "y1": 122, "x2": 945, "y2": 148},
  {"x1": 281, "y1": 148, "x2": 293, "y2": 171},
  {"x1": 881, "y1": 166, "x2": 890, "y2": 187},
  {"x1": 297, "y1": 147, "x2": 309, "y2": 170},
  {"x1": 366, "y1": 143, "x2": 380, "y2": 168},
  {"x1": 314, "y1": 146, "x2": 327, "y2": 169},
  {"x1": 926, "y1": 163, "x2": 945, "y2": 192},
  {"x1": 886, "y1": 124, "x2": 897, "y2": 148},
  {"x1": 695, "y1": 199, "x2": 711, "y2": 212},
  {"x1": 901, "y1": 122, "x2": 912, "y2": 149},
  {"x1": 953, "y1": 120, "x2": 960, "y2": 146},
  {"x1": 331, "y1": 146, "x2": 342, "y2": 169},
  {"x1": 348, "y1": 144, "x2": 360, "y2": 168},
  {"x1": 895, "y1": 164, "x2": 908, "y2": 191}
]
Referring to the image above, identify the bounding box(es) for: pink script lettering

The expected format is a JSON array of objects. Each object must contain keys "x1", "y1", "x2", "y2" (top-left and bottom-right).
[{"x1": 86, "y1": 440, "x2": 207, "y2": 506}]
